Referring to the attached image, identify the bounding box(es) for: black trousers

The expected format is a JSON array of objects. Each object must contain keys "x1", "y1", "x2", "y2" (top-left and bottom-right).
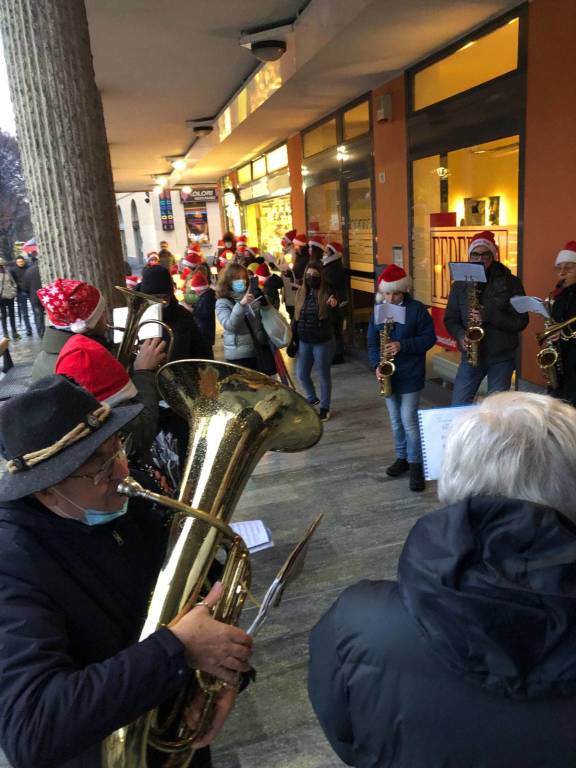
[{"x1": 0, "y1": 299, "x2": 17, "y2": 337}]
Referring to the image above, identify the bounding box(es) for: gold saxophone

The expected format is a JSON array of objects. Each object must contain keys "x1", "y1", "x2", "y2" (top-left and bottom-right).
[
  {"x1": 377, "y1": 321, "x2": 395, "y2": 397},
  {"x1": 536, "y1": 308, "x2": 576, "y2": 389},
  {"x1": 464, "y1": 281, "x2": 485, "y2": 368},
  {"x1": 102, "y1": 360, "x2": 322, "y2": 768}
]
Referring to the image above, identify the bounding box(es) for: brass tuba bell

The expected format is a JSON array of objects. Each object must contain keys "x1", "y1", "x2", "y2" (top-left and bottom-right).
[
  {"x1": 112, "y1": 285, "x2": 174, "y2": 368},
  {"x1": 102, "y1": 360, "x2": 322, "y2": 768}
]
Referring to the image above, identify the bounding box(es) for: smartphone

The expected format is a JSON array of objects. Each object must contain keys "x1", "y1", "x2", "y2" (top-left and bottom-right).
[{"x1": 249, "y1": 276, "x2": 259, "y2": 294}]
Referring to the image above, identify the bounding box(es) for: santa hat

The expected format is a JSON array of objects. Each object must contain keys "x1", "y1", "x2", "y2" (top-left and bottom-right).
[
  {"x1": 37, "y1": 279, "x2": 105, "y2": 333},
  {"x1": 555, "y1": 241, "x2": 576, "y2": 267},
  {"x1": 55, "y1": 335, "x2": 137, "y2": 406},
  {"x1": 255, "y1": 263, "x2": 270, "y2": 285},
  {"x1": 189, "y1": 271, "x2": 210, "y2": 292},
  {"x1": 147, "y1": 250, "x2": 159, "y2": 261},
  {"x1": 236, "y1": 235, "x2": 248, "y2": 244},
  {"x1": 468, "y1": 231, "x2": 498, "y2": 258},
  {"x1": 326, "y1": 242, "x2": 343, "y2": 256},
  {"x1": 376, "y1": 265, "x2": 411, "y2": 303},
  {"x1": 125, "y1": 274, "x2": 140, "y2": 290},
  {"x1": 282, "y1": 229, "x2": 297, "y2": 247},
  {"x1": 217, "y1": 239, "x2": 225, "y2": 249},
  {"x1": 293, "y1": 234, "x2": 308, "y2": 247},
  {"x1": 308, "y1": 235, "x2": 325, "y2": 250}
]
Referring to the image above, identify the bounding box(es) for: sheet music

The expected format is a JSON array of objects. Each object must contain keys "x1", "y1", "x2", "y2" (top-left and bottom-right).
[
  {"x1": 374, "y1": 302, "x2": 406, "y2": 325},
  {"x1": 230, "y1": 520, "x2": 274, "y2": 553},
  {"x1": 113, "y1": 304, "x2": 162, "y2": 343},
  {"x1": 418, "y1": 406, "x2": 477, "y2": 481},
  {"x1": 449, "y1": 262, "x2": 487, "y2": 283},
  {"x1": 510, "y1": 295, "x2": 550, "y2": 318}
]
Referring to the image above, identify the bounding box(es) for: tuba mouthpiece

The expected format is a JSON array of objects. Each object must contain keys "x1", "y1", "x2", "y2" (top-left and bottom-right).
[{"x1": 116, "y1": 477, "x2": 144, "y2": 498}]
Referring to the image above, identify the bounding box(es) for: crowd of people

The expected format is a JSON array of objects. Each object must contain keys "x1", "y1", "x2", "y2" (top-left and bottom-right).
[{"x1": 0, "y1": 227, "x2": 576, "y2": 768}]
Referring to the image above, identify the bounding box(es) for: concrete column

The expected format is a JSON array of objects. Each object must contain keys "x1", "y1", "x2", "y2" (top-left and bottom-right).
[{"x1": 0, "y1": 0, "x2": 124, "y2": 303}]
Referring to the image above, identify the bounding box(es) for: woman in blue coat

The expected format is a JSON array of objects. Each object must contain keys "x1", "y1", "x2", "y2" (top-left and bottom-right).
[{"x1": 367, "y1": 265, "x2": 436, "y2": 492}]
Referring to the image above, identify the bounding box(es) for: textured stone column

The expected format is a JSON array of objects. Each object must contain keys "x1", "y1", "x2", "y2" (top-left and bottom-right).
[{"x1": 0, "y1": 0, "x2": 124, "y2": 303}]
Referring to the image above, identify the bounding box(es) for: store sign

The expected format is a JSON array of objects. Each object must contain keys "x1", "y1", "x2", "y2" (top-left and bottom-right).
[
  {"x1": 159, "y1": 191, "x2": 175, "y2": 231},
  {"x1": 180, "y1": 187, "x2": 218, "y2": 203}
]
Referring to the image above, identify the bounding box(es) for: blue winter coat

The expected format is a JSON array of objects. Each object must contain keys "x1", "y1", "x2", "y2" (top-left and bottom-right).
[
  {"x1": 366, "y1": 295, "x2": 436, "y2": 394},
  {"x1": 0, "y1": 496, "x2": 191, "y2": 768},
  {"x1": 309, "y1": 496, "x2": 576, "y2": 768}
]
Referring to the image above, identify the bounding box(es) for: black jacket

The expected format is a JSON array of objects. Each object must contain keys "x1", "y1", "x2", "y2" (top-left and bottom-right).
[
  {"x1": 309, "y1": 496, "x2": 576, "y2": 768},
  {"x1": 163, "y1": 300, "x2": 212, "y2": 362},
  {"x1": 0, "y1": 497, "x2": 189, "y2": 768},
  {"x1": 22, "y1": 262, "x2": 42, "y2": 308},
  {"x1": 192, "y1": 288, "x2": 216, "y2": 350},
  {"x1": 322, "y1": 257, "x2": 347, "y2": 303},
  {"x1": 551, "y1": 282, "x2": 576, "y2": 406},
  {"x1": 296, "y1": 291, "x2": 334, "y2": 344},
  {"x1": 9, "y1": 263, "x2": 29, "y2": 293},
  {"x1": 444, "y1": 261, "x2": 528, "y2": 364}
]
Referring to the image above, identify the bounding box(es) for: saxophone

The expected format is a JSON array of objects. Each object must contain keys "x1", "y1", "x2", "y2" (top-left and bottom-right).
[
  {"x1": 377, "y1": 321, "x2": 395, "y2": 397},
  {"x1": 464, "y1": 281, "x2": 485, "y2": 368},
  {"x1": 103, "y1": 360, "x2": 322, "y2": 768}
]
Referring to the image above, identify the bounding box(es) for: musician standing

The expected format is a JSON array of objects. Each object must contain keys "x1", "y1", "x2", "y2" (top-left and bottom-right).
[
  {"x1": 367, "y1": 265, "x2": 435, "y2": 493},
  {"x1": 445, "y1": 230, "x2": 528, "y2": 405},
  {"x1": 550, "y1": 241, "x2": 576, "y2": 406}
]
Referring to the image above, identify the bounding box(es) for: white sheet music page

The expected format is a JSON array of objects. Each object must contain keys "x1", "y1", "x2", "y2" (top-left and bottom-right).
[
  {"x1": 230, "y1": 520, "x2": 274, "y2": 553},
  {"x1": 418, "y1": 406, "x2": 477, "y2": 481},
  {"x1": 510, "y1": 296, "x2": 550, "y2": 318},
  {"x1": 374, "y1": 302, "x2": 406, "y2": 325},
  {"x1": 448, "y1": 262, "x2": 487, "y2": 283}
]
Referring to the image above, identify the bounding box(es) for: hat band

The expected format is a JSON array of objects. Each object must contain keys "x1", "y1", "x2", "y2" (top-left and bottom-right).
[{"x1": 6, "y1": 404, "x2": 111, "y2": 475}]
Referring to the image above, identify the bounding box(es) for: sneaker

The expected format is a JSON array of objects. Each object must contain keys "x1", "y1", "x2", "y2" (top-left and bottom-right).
[
  {"x1": 386, "y1": 458, "x2": 409, "y2": 477},
  {"x1": 319, "y1": 408, "x2": 330, "y2": 422},
  {"x1": 308, "y1": 397, "x2": 320, "y2": 406},
  {"x1": 409, "y1": 462, "x2": 426, "y2": 492}
]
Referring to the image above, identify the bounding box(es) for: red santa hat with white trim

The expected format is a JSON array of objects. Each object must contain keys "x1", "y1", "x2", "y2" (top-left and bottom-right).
[
  {"x1": 255, "y1": 263, "x2": 270, "y2": 286},
  {"x1": 189, "y1": 270, "x2": 210, "y2": 292},
  {"x1": 37, "y1": 278, "x2": 106, "y2": 333},
  {"x1": 555, "y1": 241, "x2": 576, "y2": 266},
  {"x1": 55, "y1": 335, "x2": 137, "y2": 406},
  {"x1": 468, "y1": 230, "x2": 498, "y2": 258},
  {"x1": 282, "y1": 229, "x2": 297, "y2": 247},
  {"x1": 308, "y1": 234, "x2": 325, "y2": 250},
  {"x1": 293, "y1": 233, "x2": 308, "y2": 247},
  {"x1": 375, "y1": 264, "x2": 411, "y2": 304}
]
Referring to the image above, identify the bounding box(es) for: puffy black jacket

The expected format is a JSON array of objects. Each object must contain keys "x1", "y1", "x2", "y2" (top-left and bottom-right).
[
  {"x1": 444, "y1": 261, "x2": 528, "y2": 364},
  {"x1": 296, "y1": 291, "x2": 334, "y2": 344},
  {"x1": 0, "y1": 497, "x2": 190, "y2": 768},
  {"x1": 309, "y1": 496, "x2": 576, "y2": 768},
  {"x1": 551, "y1": 282, "x2": 576, "y2": 406}
]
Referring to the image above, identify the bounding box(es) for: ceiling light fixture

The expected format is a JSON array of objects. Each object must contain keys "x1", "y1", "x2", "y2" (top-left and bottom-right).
[
  {"x1": 170, "y1": 158, "x2": 187, "y2": 171},
  {"x1": 155, "y1": 175, "x2": 168, "y2": 187},
  {"x1": 181, "y1": 185, "x2": 192, "y2": 194}
]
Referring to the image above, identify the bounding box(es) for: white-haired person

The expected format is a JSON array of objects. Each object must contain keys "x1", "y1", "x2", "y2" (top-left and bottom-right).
[{"x1": 309, "y1": 391, "x2": 576, "y2": 768}]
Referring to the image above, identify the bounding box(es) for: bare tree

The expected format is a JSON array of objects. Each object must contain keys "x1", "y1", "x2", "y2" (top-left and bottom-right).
[{"x1": 0, "y1": 129, "x2": 32, "y2": 260}]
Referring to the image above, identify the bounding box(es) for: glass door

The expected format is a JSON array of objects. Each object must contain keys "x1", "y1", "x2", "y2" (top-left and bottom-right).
[{"x1": 346, "y1": 177, "x2": 375, "y2": 349}]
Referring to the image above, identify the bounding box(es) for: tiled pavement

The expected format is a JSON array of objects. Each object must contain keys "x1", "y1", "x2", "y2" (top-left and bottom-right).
[{"x1": 0, "y1": 329, "x2": 449, "y2": 767}]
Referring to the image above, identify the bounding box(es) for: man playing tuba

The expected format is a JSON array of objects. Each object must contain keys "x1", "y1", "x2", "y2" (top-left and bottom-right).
[{"x1": 0, "y1": 376, "x2": 252, "y2": 768}]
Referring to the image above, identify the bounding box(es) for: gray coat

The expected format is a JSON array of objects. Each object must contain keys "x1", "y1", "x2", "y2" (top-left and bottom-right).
[{"x1": 215, "y1": 297, "x2": 266, "y2": 361}]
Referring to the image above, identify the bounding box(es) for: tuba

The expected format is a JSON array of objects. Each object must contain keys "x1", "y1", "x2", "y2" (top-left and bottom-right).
[
  {"x1": 113, "y1": 285, "x2": 174, "y2": 368},
  {"x1": 464, "y1": 280, "x2": 485, "y2": 368},
  {"x1": 377, "y1": 321, "x2": 395, "y2": 397},
  {"x1": 103, "y1": 360, "x2": 322, "y2": 768}
]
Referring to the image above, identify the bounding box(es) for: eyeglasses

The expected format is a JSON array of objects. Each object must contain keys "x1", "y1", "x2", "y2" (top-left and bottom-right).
[
  {"x1": 69, "y1": 437, "x2": 129, "y2": 487},
  {"x1": 555, "y1": 263, "x2": 576, "y2": 272},
  {"x1": 470, "y1": 251, "x2": 493, "y2": 259}
]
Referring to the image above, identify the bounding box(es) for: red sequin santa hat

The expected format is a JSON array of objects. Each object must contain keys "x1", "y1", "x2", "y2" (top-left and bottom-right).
[
  {"x1": 189, "y1": 271, "x2": 210, "y2": 292},
  {"x1": 55, "y1": 335, "x2": 137, "y2": 406},
  {"x1": 293, "y1": 234, "x2": 308, "y2": 247},
  {"x1": 37, "y1": 279, "x2": 106, "y2": 333},
  {"x1": 375, "y1": 264, "x2": 411, "y2": 303},
  {"x1": 255, "y1": 263, "x2": 270, "y2": 285},
  {"x1": 555, "y1": 241, "x2": 576, "y2": 267},
  {"x1": 282, "y1": 229, "x2": 297, "y2": 247},
  {"x1": 468, "y1": 231, "x2": 498, "y2": 258},
  {"x1": 308, "y1": 234, "x2": 325, "y2": 250}
]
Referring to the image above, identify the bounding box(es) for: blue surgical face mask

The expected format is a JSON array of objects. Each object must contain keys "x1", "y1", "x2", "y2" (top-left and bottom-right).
[
  {"x1": 53, "y1": 489, "x2": 129, "y2": 526},
  {"x1": 231, "y1": 279, "x2": 246, "y2": 294}
]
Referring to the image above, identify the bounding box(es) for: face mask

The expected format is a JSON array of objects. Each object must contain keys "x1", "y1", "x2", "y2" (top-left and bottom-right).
[
  {"x1": 231, "y1": 279, "x2": 246, "y2": 294},
  {"x1": 306, "y1": 276, "x2": 321, "y2": 289},
  {"x1": 53, "y1": 488, "x2": 129, "y2": 526}
]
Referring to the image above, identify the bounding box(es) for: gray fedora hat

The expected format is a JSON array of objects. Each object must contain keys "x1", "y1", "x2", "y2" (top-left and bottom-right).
[{"x1": 0, "y1": 375, "x2": 142, "y2": 502}]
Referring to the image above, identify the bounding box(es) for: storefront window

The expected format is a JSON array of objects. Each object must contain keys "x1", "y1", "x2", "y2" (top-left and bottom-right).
[
  {"x1": 252, "y1": 156, "x2": 267, "y2": 180},
  {"x1": 344, "y1": 101, "x2": 370, "y2": 141},
  {"x1": 266, "y1": 144, "x2": 288, "y2": 173},
  {"x1": 413, "y1": 19, "x2": 519, "y2": 111},
  {"x1": 244, "y1": 194, "x2": 292, "y2": 258},
  {"x1": 411, "y1": 135, "x2": 519, "y2": 347},
  {"x1": 306, "y1": 181, "x2": 342, "y2": 242},
  {"x1": 238, "y1": 164, "x2": 252, "y2": 185},
  {"x1": 303, "y1": 119, "x2": 337, "y2": 158}
]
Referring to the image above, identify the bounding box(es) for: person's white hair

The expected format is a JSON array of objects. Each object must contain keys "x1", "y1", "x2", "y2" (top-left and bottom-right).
[{"x1": 438, "y1": 392, "x2": 576, "y2": 521}]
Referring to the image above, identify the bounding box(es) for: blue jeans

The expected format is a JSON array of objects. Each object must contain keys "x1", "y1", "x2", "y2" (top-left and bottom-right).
[
  {"x1": 297, "y1": 339, "x2": 335, "y2": 410},
  {"x1": 384, "y1": 391, "x2": 422, "y2": 463},
  {"x1": 452, "y1": 356, "x2": 515, "y2": 405}
]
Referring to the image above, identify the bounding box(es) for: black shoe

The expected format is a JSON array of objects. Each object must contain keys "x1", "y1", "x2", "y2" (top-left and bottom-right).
[
  {"x1": 409, "y1": 462, "x2": 425, "y2": 492},
  {"x1": 386, "y1": 458, "x2": 409, "y2": 477},
  {"x1": 319, "y1": 408, "x2": 330, "y2": 422},
  {"x1": 308, "y1": 397, "x2": 320, "y2": 406},
  {"x1": 26, "y1": 329, "x2": 32, "y2": 336}
]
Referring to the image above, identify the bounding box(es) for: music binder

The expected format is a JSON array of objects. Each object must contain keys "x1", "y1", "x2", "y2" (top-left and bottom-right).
[{"x1": 418, "y1": 406, "x2": 477, "y2": 481}]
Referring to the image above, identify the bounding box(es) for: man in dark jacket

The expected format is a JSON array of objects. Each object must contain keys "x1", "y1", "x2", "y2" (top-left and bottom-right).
[
  {"x1": 0, "y1": 376, "x2": 252, "y2": 768},
  {"x1": 444, "y1": 230, "x2": 528, "y2": 404},
  {"x1": 22, "y1": 255, "x2": 44, "y2": 336},
  {"x1": 9, "y1": 255, "x2": 32, "y2": 336},
  {"x1": 309, "y1": 392, "x2": 576, "y2": 768}
]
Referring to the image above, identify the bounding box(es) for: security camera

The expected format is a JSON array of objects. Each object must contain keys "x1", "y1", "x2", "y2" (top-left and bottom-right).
[
  {"x1": 250, "y1": 40, "x2": 287, "y2": 62},
  {"x1": 144, "y1": 193, "x2": 150, "y2": 204}
]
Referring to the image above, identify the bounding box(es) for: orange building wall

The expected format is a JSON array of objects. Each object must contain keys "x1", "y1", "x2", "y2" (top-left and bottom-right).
[
  {"x1": 522, "y1": 0, "x2": 576, "y2": 384},
  {"x1": 287, "y1": 133, "x2": 306, "y2": 234},
  {"x1": 372, "y1": 76, "x2": 409, "y2": 269}
]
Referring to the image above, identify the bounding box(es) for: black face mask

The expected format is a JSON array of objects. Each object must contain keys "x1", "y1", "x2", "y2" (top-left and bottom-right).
[{"x1": 306, "y1": 276, "x2": 321, "y2": 289}]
